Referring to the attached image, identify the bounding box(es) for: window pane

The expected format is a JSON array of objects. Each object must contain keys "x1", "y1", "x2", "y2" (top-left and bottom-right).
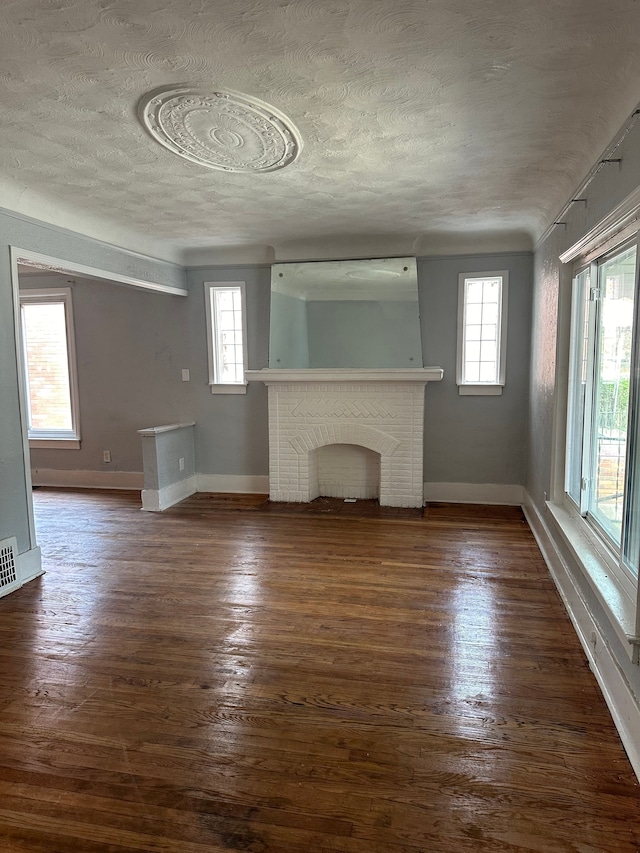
[
  {"x1": 466, "y1": 324, "x2": 482, "y2": 341},
  {"x1": 218, "y1": 310, "x2": 236, "y2": 331},
  {"x1": 565, "y1": 268, "x2": 591, "y2": 505},
  {"x1": 465, "y1": 363, "x2": 480, "y2": 382},
  {"x1": 466, "y1": 304, "x2": 482, "y2": 325},
  {"x1": 480, "y1": 341, "x2": 497, "y2": 364},
  {"x1": 624, "y1": 259, "x2": 640, "y2": 574},
  {"x1": 482, "y1": 304, "x2": 499, "y2": 324},
  {"x1": 22, "y1": 302, "x2": 73, "y2": 431},
  {"x1": 482, "y1": 280, "x2": 500, "y2": 302},
  {"x1": 466, "y1": 281, "x2": 484, "y2": 303},
  {"x1": 589, "y1": 246, "x2": 636, "y2": 544},
  {"x1": 479, "y1": 361, "x2": 497, "y2": 383},
  {"x1": 217, "y1": 290, "x2": 233, "y2": 310},
  {"x1": 462, "y1": 276, "x2": 503, "y2": 384},
  {"x1": 465, "y1": 341, "x2": 481, "y2": 362},
  {"x1": 211, "y1": 286, "x2": 245, "y2": 384},
  {"x1": 481, "y1": 324, "x2": 497, "y2": 342}
]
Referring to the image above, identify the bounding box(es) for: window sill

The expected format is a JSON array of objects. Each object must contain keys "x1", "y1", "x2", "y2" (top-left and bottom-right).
[
  {"x1": 29, "y1": 438, "x2": 81, "y2": 450},
  {"x1": 209, "y1": 383, "x2": 247, "y2": 395},
  {"x1": 457, "y1": 384, "x2": 503, "y2": 396},
  {"x1": 546, "y1": 500, "x2": 638, "y2": 660}
]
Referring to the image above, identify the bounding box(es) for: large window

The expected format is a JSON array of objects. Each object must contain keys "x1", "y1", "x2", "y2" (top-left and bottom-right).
[
  {"x1": 457, "y1": 271, "x2": 508, "y2": 395},
  {"x1": 20, "y1": 287, "x2": 80, "y2": 447},
  {"x1": 204, "y1": 282, "x2": 248, "y2": 394},
  {"x1": 565, "y1": 242, "x2": 639, "y2": 571}
]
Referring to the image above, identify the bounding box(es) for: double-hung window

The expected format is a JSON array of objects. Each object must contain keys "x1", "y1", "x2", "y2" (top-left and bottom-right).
[
  {"x1": 457, "y1": 271, "x2": 508, "y2": 395},
  {"x1": 565, "y1": 240, "x2": 640, "y2": 574},
  {"x1": 204, "y1": 282, "x2": 248, "y2": 394},
  {"x1": 20, "y1": 287, "x2": 81, "y2": 448}
]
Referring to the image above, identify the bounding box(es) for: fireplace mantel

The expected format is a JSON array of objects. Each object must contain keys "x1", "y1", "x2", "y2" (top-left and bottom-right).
[{"x1": 245, "y1": 367, "x2": 444, "y2": 384}]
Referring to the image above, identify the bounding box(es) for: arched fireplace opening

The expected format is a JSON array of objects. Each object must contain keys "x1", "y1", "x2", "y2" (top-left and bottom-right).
[{"x1": 311, "y1": 443, "x2": 381, "y2": 501}]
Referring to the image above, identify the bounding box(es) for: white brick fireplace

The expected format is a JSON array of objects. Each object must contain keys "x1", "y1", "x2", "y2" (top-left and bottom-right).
[{"x1": 245, "y1": 368, "x2": 443, "y2": 507}]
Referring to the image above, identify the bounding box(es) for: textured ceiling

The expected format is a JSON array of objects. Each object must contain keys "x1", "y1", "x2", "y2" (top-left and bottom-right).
[{"x1": 2, "y1": 0, "x2": 640, "y2": 264}]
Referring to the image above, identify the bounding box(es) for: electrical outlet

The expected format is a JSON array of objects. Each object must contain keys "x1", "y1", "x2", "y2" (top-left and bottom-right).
[
  {"x1": 179, "y1": 457, "x2": 185, "y2": 472},
  {"x1": 181, "y1": 369, "x2": 190, "y2": 381},
  {"x1": 103, "y1": 450, "x2": 111, "y2": 463}
]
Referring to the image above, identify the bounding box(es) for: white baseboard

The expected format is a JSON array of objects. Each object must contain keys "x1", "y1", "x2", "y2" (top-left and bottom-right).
[
  {"x1": 196, "y1": 473, "x2": 269, "y2": 494},
  {"x1": 0, "y1": 545, "x2": 43, "y2": 600},
  {"x1": 18, "y1": 545, "x2": 43, "y2": 585},
  {"x1": 523, "y1": 492, "x2": 640, "y2": 782},
  {"x1": 141, "y1": 475, "x2": 197, "y2": 512},
  {"x1": 31, "y1": 468, "x2": 144, "y2": 490},
  {"x1": 423, "y1": 482, "x2": 524, "y2": 505},
  {"x1": 29, "y1": 472, "x2": 525, "y2": 508}
]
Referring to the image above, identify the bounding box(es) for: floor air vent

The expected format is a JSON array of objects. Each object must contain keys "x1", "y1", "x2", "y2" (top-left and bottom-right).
[{"x1": 0, "y1": 537, "x2": 19, "y2": 596}]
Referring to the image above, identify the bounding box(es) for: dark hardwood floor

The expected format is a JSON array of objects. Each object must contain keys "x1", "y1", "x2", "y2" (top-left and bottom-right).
[{"x1": 0, "y1": 488, "x2": 638, "y2": 852}]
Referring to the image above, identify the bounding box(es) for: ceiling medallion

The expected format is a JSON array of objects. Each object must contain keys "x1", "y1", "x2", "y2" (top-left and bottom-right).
[{"x1": 138, "y1": 85, "x2": 303, "y2": 173}]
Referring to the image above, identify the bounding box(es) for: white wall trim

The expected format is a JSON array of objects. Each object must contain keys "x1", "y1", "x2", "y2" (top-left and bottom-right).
[
  {"x1": 523, "y1": 492, "x2": 640, "y2": 782},
  {"x1": 137, "y1": 421, "x2": 196, "y2": 436},
  {"x1": 31, "y1": 469, "x2": 143, "y2": 490},
  {"x1": 17, "y1": 546, "x2": 43, "y2": 586},
  {"x1": 559, "y1": 184, "x2": 640, "y2": 264},
  {"x1": 0, "y1": 202, "x2": 185, "y2": 266},
  {"x1": 423, "y1": 482, "x2": 524, "y2": 505},
  {"x1": 196, "y1": 474, "x2": 269, "y2": 494},
  {"x1": 141, "y1": 475, "x2": 197, "y2": 512},
  {"x1": 11, "y1": 246, "x2": 187, "y2": 296}
]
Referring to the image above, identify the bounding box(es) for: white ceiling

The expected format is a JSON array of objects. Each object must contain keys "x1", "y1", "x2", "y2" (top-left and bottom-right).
[{"x1": 2, "y1": 0, "x2": 640, "y2": 265}]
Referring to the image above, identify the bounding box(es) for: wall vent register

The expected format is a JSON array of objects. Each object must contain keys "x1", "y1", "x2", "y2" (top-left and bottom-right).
[{"x1": 0, "y1": 538, "x2": 18, "y2": 594}]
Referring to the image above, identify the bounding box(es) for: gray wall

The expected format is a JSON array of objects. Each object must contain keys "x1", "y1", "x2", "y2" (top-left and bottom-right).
[
  {"x1": 141, "y1": 426, "x2": 196, "y2": 491},
  {"x1": 527, "y1": 116, "x2": 640, "y2": 510},
  {"x1": 421, "y1": 253, "x2": 533, "y2": 484},
  {"x1": 17, "y1": 255, "x2": 534, "y2": 494},
  {"x1": 0, "y1": 208, "x2": 184, "y2": 554},
  {"x1": 22, "y1": 273, "x2": 192, "y2": 475},
  {"x1": 185, "y1": 265, "x2": 271, "y2": 477},
  {"x1": 527, "y1": 112, "x2": 640, "y2": 720}
]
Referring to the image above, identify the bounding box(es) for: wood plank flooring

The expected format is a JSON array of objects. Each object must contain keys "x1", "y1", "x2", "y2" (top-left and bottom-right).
[{"x1": 0, "y1": 488, "x2": 638, "y2": 852}]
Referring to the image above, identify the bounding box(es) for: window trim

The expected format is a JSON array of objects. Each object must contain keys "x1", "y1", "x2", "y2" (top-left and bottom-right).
[
  {"x1": 19, "y1": 286, "x2": 81, "y2": 447},
  {"x1": 554, "y1": 210, "x2": 640, "y2": 658},
  {"x1": 456, "y1": 270, "x2": 508, "y2": 395},
  {"x1": 204, "y1": 281, "x2": 248, "y2": 395},
  {"x1": 563, "y1": 240, "x2": 640, "y2": 586}
]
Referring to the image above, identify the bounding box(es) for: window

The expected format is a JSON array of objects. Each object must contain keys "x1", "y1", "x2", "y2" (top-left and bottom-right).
[
  {"x1": 204, "y1": 282, "x2": 248, "y2": 394},
  {"x1": 20, "y1": 287, "x2": 80, "y2": 447},
  {"x1": 457, "y1": 271, "x2": 508, "y2": 395},
  {"x1": 565, "y1": 242, "x2": 640, "y2": 572}
]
